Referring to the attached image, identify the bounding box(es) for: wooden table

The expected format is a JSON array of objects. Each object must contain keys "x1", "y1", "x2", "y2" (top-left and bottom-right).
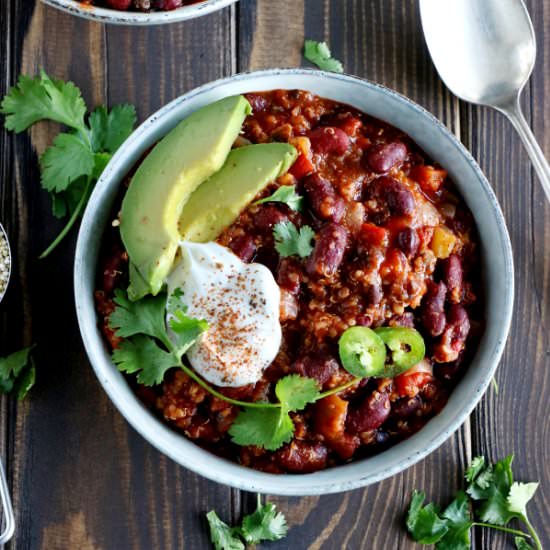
[{"x1": 1, "y1": 1, "x2": 549, "y2": 548}]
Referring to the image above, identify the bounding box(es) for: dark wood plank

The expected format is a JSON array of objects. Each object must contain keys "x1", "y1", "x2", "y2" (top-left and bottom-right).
[
  {"x1": 466, "y1": 0, "x2": 550, "y2": 547},
  {"x1": 238, "y1": 2, "x2": 471, "y2": 548},
  {"x1": 1, "y1": 2, "x2": 236, "y2": 549}
]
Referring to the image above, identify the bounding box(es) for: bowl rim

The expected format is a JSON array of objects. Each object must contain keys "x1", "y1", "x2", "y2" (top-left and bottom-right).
[
  {"x1": 40, "y1": 0, "x2": 237, "y2": 25},
  {"x1": 74, "y1": 68, "x2": 514, "y2": 495}
]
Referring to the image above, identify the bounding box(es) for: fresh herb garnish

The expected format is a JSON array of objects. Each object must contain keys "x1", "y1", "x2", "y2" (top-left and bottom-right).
[
  {"x1": 207, "y1": 495, "x2": 288, "y2": 550},
  {"x1": 254, "y1": 185, "x2": 304, "y2": 211},
  {"x1": 108, "y1": 289, "x2": 361, "y2": 450},
  {"x1": 0, "y1": 345, "x2": 36, "y2": 400},
  {"x1": 303, "y1": 40, "x2": 344, "y2": 73},
  {"x1": 109, "y1": 288, "x2": 208, "y2": 386},
  {"x1": 406, "y1": 455, "x2": 542, "y2": 550},
  {"x1": 229, "y1": 374, "x2": 320, "y2": 450},
  {"x1": 273, "y1": 221, "x2": 315, "y2": 258},
  {"x1": 0, "y1": 71, "x2": 136, "y2": 258}
]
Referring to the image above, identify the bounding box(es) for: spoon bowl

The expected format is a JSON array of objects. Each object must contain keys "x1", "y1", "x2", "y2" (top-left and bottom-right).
[{"x1": 420, "y1": 0, "x2": 550, "y2": 201}]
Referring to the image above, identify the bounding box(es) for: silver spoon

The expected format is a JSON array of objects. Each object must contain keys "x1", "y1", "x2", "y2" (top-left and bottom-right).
[
  {"x1": 419, "y1": 0, "x2": 550, "y2": 201},
  {"x1": 0, "y1": 223, "x2": 14, "y2": 546}
]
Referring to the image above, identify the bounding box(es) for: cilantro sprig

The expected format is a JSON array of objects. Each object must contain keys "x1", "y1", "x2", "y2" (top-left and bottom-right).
[
  {"x1": 406, "y1": 455, "x2": 542, "y2": 550},
  {"x1": 0, "y1": 71, "x2": 137, "y2": 258},
  {"x1": 303, "y1": 40, "x2": 344, "y2": 73},
  {"x1": 207, "y1": 495, "x2": 288, "y2": 550},
  {"x1": 273, "y1": 221, "x2": 315, "y2": 258},
  {"x1": 0, "y1": 345, "x2": 36, "y2": 400},
  {"x1": 108, "y1": 288, "x2": 361, "y2": 450},
  {"x1": 254, "y1": 185, "x2": 304, "y2": 211}
]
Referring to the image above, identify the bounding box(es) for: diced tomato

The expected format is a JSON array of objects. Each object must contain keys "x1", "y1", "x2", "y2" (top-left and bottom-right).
[
  {"x1": 410, "y1": 166, "x2": 447, "y2": 194},
  {"x1": 359, "y1": 222, "x2": 389, "y2": 248},
  {"x1": 289, "y1": 153, "x2": 314, "y2": 180},
  {"x1": 394, "y1": 359, "x2": 434, "y2": 398}
]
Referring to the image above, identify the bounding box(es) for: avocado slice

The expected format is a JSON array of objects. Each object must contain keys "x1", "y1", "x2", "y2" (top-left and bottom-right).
[
  {"x1": 178, "y1": 143, "x2": 298, "y2": 243},
  {"x1": 120, "y1": 95, "x2": 252, "y2": 298}
]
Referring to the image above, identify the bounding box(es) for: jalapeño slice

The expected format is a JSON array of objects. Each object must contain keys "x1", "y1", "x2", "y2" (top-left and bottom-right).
[
  {"x1": 338, "y1": 327, "x2": 387, "y2": 377},
  {"x1": 374, "y1": 327, "x2": 426, "y2": 377}
]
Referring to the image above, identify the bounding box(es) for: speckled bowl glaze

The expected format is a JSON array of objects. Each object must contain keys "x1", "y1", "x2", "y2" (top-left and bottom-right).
[
  {"x1": 74, "y1": 69, "x2": 514, "y2": 495},
  {"x1": 41, "y1": 0, "x2": 237, "y2": 26}
]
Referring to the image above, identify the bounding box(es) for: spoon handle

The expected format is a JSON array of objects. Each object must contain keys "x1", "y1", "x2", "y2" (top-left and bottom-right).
[
  {"x1": 501, "y1": 100, "x2": 550, "y2": 203},
  {"x1": 0, "y1": 460, "x2": 14, "y2": 544}
]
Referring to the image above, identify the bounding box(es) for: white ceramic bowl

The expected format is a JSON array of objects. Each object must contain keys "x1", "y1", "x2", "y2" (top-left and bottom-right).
[
  {"x1": 41, "y1": 0, "x2": 237, "y2": 25},
  {"x1": 74, "y1": 69, "x2": 514, "y2": 495}
]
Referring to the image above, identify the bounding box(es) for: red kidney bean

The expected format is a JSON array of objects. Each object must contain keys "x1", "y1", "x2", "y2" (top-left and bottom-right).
[
  {"x1": 382, "y1": 177, "x2": 416, "y2": 216},
  {"x1": 365, "y1": 141, "x2": 408, "y2": 173},
  {"x1": 308, "y1": 126, "x2": 350, "y2": 155},
  {"x1": 293, "y1": 353, "x2": 339, "y2": 387},
  {"x1": 102, "y1": 246, "x2": 127, "y2": 294},
  {"x1": 228, "y1": 234, "x2": 256, "y2": 262},
  {"x1": 365, "y1": 283, "x2": 383, "y2": 306},
  {"x1": 396, "y1": 227, "x2": 419, "y2": 257},
  {"x1": 106, "y1": 0, "x2": 132, "y2": 8},
  {"x1": 245, "y1": 93, "x2": 269, "y2": 113},
  {"x1": 275, "y1": 441, "x2": 328, "y2": 473},
  {"x1": 277, "y1": 257, "x2": 303, "y2": 295},
  {"x1": 442, "y1": 254, "x2": 463, "y2": 304},
  {"x1": 346, "y1": 390, "x2": 391, "y2": 432},
  {"x1": 434, "y1": 305, "x2": 471, "y2": 363},
  {"x1": 302, "y1": 174, "x2": 345, "y2": 223},
  {"x1": 421, "y1": 280, "x2": 447, "y2": 336},
  {"x1": 153, "y1": 0, "x2": 182, "y2": 8},
  {"x1": 253, "y1": 205, "x2": 288, "y2": 231},
  {"x1": 134, "y1": 0, "x2": 151, "y2": 8},
  {"x1": 306, "y1": 223, "x2": 348, "y2": 278},
  {"x1": 389, "y1": 312, "x2": 415, "y2": 328},
  {"x1": 392, "y1": 396, "x2": 422, "y2": 418}
]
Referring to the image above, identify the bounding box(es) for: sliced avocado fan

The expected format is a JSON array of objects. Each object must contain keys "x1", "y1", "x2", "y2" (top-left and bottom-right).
[
  {"x1": 120, "y1": 95, "x2": 252, "y2": 300},
  {"x1": 178, "y1": 143, "x2": 297, "y2": 243}
]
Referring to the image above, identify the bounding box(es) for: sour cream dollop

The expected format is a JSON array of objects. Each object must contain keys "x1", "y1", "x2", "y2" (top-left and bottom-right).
[{"x1": 167, "y1": 241, "x2": 282, "y2": 387}]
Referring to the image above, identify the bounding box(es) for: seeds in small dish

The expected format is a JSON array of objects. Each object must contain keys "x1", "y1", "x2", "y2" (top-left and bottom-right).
[{"x1": 0, "y1": 227, "x2": 11, "y2": 298}]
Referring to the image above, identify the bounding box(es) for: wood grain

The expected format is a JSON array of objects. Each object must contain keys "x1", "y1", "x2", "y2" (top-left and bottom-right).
[{"x1": 1, "y1": 0, "x2": 548, "y2": 548}]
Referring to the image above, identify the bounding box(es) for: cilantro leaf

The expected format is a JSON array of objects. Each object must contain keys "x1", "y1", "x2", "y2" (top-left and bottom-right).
[
  {"x1": 507, "y1": 482, "x2": 539, "y2": 517},
  {"x1": 168, "y1": 309, "x2": 209, "y2": 356},
  {"x1": 436, "y1": 492, "x2": 472, "y2": 550},
  {"x1": 406, "y1": 491, "x2": 449, "y2": 545},
  {"x1": 515, "y1": 536, "x2": 534, "y2": 550},
  {"x1": 229, "y1": 408, "x2": 294, "y2": 451},
  {"x1": 39, "y1": 133, "x2": 95, "y2": 192},
  {"x1": 304, "y1": 40, "x2": 344, "y2": 73},
  {"x1": 465, "y1": 456, "x2": 485, "y2": 483},
  {"x1": 89, "y1": 104, "x2": 137, "y2": 153},
  {"x1": 1, "y1": 71, "x2": 137, "y2": 258},
  {"x1": 255, "y1": 185, "x2": 304, "y2": 211},
  {"x1": 1, "y1": 71, "x2": 87, "y2": 132},
  {"x1": 109, "y1": 289, "x2": 170, "y2": 348},
  {"x1": 0, "y1": 346, "x2": 36, "y2": 399},
  {"x1": 112, "y1": 335, "x2": 179, "y2": 386},
  {"x1": 273, "y1": 221, "x2": 315, "y2": 258},
  {"x1": 474, "y1": 455, "x2": 516, "y2": 526},
  {"x1": 241, "y1": 497, "x2": 288, "y2": 544},
  {"x1": 275, "y1": 374, "x2": 320, "y2": 412},
  {"x1": 206, "y1": 511, "x2": 244, "y2": 550}
]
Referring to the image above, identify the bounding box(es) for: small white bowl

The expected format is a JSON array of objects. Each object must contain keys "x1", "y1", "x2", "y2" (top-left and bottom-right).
[
  {"x1": 41, "y1": 0, "x2": 237, "y2": 25},
  {"x1": 74, "y1": 69, "x2": 514, "y2": 495}
]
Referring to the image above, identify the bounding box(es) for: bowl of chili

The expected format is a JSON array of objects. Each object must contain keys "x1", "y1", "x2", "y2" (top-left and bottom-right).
[
  {"x1": 74, "y1": 69, "x2": 513, "y2": 495},
  {"x1": 41, "y1": 0, "x2": 237, "y2": 25}
]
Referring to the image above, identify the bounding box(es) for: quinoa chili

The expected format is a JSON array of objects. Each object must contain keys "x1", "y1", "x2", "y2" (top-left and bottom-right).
[{"x1": 95, "y1": 90, "x2": 482, "y2": 474}]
